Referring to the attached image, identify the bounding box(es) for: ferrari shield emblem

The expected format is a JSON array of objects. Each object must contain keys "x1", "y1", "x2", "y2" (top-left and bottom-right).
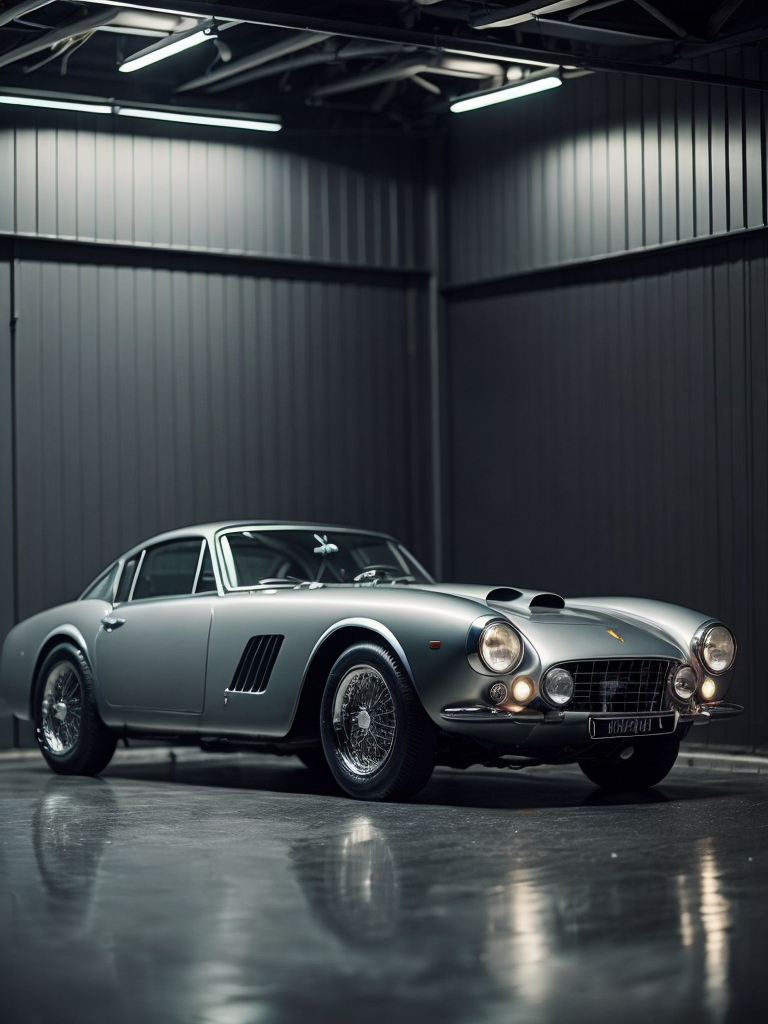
[{"x1": 607, "y1": 629, "x2": 625, "y2": 642}]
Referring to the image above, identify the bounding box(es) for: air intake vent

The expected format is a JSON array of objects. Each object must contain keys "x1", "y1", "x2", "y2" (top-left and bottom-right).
[{"x1": 228, "y1": 635, "x2": 284, "y2": 694}]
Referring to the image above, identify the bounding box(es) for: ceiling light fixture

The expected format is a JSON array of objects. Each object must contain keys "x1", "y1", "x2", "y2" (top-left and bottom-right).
[
  {"x1": 115, "y1": 106, "x2": 281, "y2": 131},
  {"x1": 0, "y1": 93, "x2": 112, "y2": 115},
  {"x1": 0, "y1": 90, "x2": 281, "y2": 132},
  {"x1": 450, "y1": 74, "x2": 561, "y2": 112},
  {"x1": 119, "y1": 19, "x2": 215, "y2": 72}
]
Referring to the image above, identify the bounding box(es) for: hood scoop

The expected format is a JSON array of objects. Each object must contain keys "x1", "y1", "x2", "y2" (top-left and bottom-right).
[{"x1": 487, "y1": 587, "x2": 566, "y2": 610}]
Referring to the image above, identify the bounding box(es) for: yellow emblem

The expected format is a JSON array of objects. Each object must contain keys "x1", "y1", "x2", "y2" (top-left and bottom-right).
[{"x1": 607, "y1": 629, "x2": 625, "y2": 642}]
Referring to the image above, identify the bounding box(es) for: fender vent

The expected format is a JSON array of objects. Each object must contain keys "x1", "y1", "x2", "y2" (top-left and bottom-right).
[{"x1": 228, "y1": 635, "x2": 284, "y2": 694}]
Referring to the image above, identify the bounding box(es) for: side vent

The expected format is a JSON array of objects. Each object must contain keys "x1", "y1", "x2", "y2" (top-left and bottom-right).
[{"x1": 228, "y1": 635, "x2": 284, "y2": 694}]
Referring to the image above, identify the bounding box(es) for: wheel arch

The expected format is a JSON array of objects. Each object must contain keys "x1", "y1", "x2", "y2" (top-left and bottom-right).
[
  {"x1": 289, "y1": 618, "x2": 415, "y2": 744},
  {"x1": 29, "y1": 628, "x2": 91, "y2": 719}
]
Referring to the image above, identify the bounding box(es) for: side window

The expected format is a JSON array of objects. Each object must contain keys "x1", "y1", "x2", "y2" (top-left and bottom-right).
[
  {"x1": 131, "y1": 539, "x2": 204, "y2": 601},
  {"x1": 115, "y1": 556, "x2": 140, "y2": 604},
  {"x1": 194, "y1": 544, "x2": 217, "y2": 594},
  {"x1": 81, "y1": 563, "x2": 119, "y2": 602}
]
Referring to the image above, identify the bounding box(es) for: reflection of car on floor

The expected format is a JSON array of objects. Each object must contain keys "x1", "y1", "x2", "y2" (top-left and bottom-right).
[{"x1": 0, "y1": 521, "x2": 743, "y2": 800}]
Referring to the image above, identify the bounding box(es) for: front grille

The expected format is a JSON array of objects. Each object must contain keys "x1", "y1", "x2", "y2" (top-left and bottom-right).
[
  {"x1": 559, "y1": 659, "x2": 674, "y2": 713},
  {"x1": 228, "y1": 635, "x2": 284, "y2": 694}
]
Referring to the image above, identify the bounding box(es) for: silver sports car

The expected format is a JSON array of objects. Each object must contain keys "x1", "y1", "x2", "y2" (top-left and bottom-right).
[{"x1": 0, "y1": 522, "x2": 742, "y2": 800}]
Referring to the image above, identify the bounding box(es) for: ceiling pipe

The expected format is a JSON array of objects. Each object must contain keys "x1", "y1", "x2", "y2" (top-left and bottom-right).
[
  {"x1": 707, "y1": 0, "x2": 746, "y2": 39},
  {"x1": 0, "y1": 8, "x2": 118, "y2": 71},
  {"x1": 176, "y1": 29, "x2": 331, "y2": 92},
  {"x1": 0, "y1": 0, "x2": 56, "y2": 29}
]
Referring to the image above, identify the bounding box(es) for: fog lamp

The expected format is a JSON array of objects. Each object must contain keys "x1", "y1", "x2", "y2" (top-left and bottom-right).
[
  {"x1": 511, "y1": 677, "x2": 535, "y2": 703},
  {"x1": 673, "y1": 665, "x2": 697, "y2": 700},
  {"x1": 489, "y1": 682, "x2": 508, "y2": 704},
  {"x1": 701, "y1": 678, "x2": 717, "y2": 701},
  {"x1": 541, "y1": 667, "x2": 575, "y2": 706}
]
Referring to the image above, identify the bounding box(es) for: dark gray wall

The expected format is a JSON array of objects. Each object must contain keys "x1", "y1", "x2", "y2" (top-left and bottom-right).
[
  {"x1": 13, "y1": 261, "x2": 428, "y2": 618},
  {"x1": 0, "y1": 261, "x2": 14, "y2": 749},
  {"x1": 446, "y1": 67, "x2": 768, "y2": 753},
  {"x1": 2, "y1": 115, "x2": 426, "y2": 269},
  {"x1": 0, "y1": 112, "x2": 432, "y2": 747}
]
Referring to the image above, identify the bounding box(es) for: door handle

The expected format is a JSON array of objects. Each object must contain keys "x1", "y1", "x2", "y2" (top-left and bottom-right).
[{"x1": 101, "y1": 616, "x2": 126, "y2": 631}]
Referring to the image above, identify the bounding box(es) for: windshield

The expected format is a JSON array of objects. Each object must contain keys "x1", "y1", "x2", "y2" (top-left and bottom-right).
[{"x1": 218, "y1": 528, "x2": 433, "y2": 588}]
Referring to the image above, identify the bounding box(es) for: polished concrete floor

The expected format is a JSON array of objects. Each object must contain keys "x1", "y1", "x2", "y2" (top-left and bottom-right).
[{"x1": 1, "y1": 747, "x2": 767, "y2": 1024}]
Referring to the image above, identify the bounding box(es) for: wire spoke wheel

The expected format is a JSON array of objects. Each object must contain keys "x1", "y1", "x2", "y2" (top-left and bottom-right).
[
  {"x1": 320, "y1": 642, "x2": 436, "y2": 801},
  {"x1": 35, "y1": 645, "x2": 117, "y2": 776},
  {"x1": 40, "y1": 662, "x2": 84, "y2": 755},
  {"x1": 333, "y1": 665, "x2": 397, "y2": 775}
]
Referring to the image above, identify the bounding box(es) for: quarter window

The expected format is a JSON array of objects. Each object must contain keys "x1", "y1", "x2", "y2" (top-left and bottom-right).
[{"x1": 131, "y1": 539, "x2": 206, "y2": 600}]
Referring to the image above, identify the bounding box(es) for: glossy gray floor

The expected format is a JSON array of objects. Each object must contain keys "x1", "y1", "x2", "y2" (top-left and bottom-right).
[{"x1": 1, "y1": 748, "x2": 766, "y2": 1024}]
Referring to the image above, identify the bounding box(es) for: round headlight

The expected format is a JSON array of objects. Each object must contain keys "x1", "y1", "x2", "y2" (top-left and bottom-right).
[
  {"x1": 673, "y1": 665, "x2": 697, "y2": 700},
  {"x1": 700, "y1": 625, "x2": 736, "y2": 674},
  {"x1": 478, "y1": 622, "x2": 523, "y2": 674},
  {"x1": 541, "y1": 667, "x2": 574, "y2": 706},
  {"x1": 701, "y1": 678, "x2": 717, "y2": 701}
]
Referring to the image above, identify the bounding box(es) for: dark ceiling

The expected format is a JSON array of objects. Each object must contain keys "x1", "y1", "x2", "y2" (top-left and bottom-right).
[{"x1": 0, "y1": 1, "x2": 767, "y2": 130}]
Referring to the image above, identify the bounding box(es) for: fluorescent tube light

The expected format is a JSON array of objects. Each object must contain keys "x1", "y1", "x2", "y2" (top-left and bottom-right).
[
  {"x1": 450, "y1": 75, "x2": 561, "y2": 112},
  {"x1": 0, "y1": 94, "x2": 112, "y2": 114},
  {"x1": 119, "y1": 22, "x2": 212, "y2": 72},
  {"x1": 115, "y1": 107, "x2": 281, "y2": 132},
  {"x1": 0, "y1": 91, "x2": 281, "y2": 132}
]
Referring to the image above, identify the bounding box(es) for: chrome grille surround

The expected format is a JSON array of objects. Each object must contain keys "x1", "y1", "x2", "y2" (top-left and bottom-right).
[{"x1": 555, "y1": 659, "x2": 678, "y2": 713}]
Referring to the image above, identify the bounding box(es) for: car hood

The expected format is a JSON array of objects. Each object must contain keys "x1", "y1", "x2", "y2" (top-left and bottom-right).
[{"x1": 422, "y1": 583, "x2": 686, "y2": 661}]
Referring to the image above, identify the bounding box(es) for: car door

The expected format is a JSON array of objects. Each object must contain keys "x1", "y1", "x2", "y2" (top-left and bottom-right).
[{"x1": 94, "y1": 537, "x2": 216, "y2": 714}]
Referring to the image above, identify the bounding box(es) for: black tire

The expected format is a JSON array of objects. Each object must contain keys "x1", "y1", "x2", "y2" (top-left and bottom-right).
[
  {"x1": 34, "y1": 644, "x2": 117, "y2": 776},
  {"x1": 320, "y1": 642, "x2": 436, "y2": 801},
  {"x1": 578, "y1": 736, "x2": 681, "y2": 790}
]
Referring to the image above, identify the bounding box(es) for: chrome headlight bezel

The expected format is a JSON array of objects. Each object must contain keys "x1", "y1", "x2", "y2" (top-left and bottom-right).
[
  {"x1": 467, "y1": 618, "x2": 524, "y2": 675},
  {"x1": 693, "y1": 623, "x2": 736, "y2": 675},
  {"x1": 672, "y1": 664, "x2": 697, "y2": 701},
  {"x1": 541, "y1": 666, "x2": 575, "y2": 707}
]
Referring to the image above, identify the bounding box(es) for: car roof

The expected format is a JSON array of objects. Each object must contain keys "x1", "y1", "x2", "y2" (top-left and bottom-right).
[{"x1": 119, "y1": 521, "x2": 399, "y2": 559}]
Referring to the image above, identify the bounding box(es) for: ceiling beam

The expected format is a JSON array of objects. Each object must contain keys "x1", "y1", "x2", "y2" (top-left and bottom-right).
[
  {"x1": 0, "y1": 8, "x2": 118, "y2": 71},
  {"x1": 470, "y1": 1, "x2": 587, "y2": 30},
  {"x1": 176, "y1": 30, "x2": 331, "y2": 93},
  {"x1": 0, "y1": 0, "x2": 56, "y2": 30},
  {"x1": 632, "y1": 0, "x2": 688, "y2": 39},
  {"x1": 707, "y1": 0, "x2": 746, "y2": 39}
]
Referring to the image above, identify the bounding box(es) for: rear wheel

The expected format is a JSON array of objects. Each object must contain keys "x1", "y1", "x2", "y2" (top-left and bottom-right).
[
  {"x1": 320, "y1": 642, "x2": 436, "y2": 801},
  {"x1": 35, "y1": 645, "x2": 117, "y2": 776},
  {"x1": 578, "y1": 736, "x2": 681, "y2": 790}
]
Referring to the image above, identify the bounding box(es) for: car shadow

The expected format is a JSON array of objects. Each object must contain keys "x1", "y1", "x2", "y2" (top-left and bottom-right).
[{"x1": 100, "y1": 750, "x2": 740, "y2": 810}]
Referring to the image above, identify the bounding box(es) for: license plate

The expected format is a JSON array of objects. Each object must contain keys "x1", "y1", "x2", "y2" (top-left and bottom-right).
[{"x1": 589, "y1": 714, "x2": 676, "y2": 739}]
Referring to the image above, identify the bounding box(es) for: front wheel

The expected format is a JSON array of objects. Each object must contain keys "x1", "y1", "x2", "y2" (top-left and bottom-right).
[
  {"x1": 35, "y1": 645, "x2": 117, "y2": 776},
  {"x1": 320, "y1": 642, "x2": 436, "y2": 801},
  {"x1": 578, "y1": 736, "x2": 681, "y2": 790}
]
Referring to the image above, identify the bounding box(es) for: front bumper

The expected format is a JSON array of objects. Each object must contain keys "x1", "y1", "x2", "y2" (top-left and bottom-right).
[{"x1": 439, "y1": 701, "x2": 745, "y2": 747}]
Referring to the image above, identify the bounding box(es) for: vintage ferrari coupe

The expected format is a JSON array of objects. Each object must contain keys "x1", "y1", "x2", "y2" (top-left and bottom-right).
[{"x1": 0, "y1": 522, "x2": 742, "y2": 800}]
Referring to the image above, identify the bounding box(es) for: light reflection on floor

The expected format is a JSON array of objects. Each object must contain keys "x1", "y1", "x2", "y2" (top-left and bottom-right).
[{"x1": 0, "y1": 751, "x2": 766, "y2": 1024}]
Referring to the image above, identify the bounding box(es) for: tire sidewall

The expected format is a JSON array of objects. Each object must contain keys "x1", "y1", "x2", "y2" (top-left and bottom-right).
[
  {"x1": 34, "y1": 643, "x2": 113, "y2": 775},
  {"x1": 320, "y1": 643, "x2": 425, "y2": 800}
]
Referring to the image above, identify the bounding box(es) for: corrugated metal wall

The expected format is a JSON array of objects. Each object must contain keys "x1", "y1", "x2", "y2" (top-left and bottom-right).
[
  {"x1": 446, "y1": 66, "x2": 768, "y2": 753},
  {"x1": 0, "y1": 261, "x2": 14, "y2": 749},
  {"x1": 0, "y1": 113, "x2": 431, "y2": 748},
  {"x1": 13, "y1": 261, "x2": 427, "y2": 618},
  {"x1": 1, "y1": 114, "x2": 426, "y2": 270},
  {"x1": 448, "y1": 67, "x2": 768, "y2": 285}
]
